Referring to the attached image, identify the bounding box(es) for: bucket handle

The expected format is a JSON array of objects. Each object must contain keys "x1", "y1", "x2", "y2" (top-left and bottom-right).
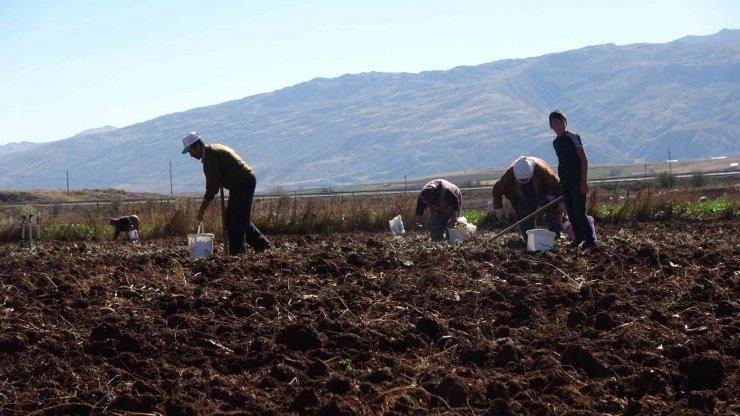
[{"x1": 197, "y1": 221, "x2": 205, "y2": 234}]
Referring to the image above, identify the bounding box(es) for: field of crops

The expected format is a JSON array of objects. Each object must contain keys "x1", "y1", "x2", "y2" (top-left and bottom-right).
[{"x1": 0, "y1": 220, "x2": 738, "y2": 414}]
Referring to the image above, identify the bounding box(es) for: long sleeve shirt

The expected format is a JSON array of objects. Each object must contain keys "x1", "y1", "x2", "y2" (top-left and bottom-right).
[
  {"x1": 202, "y1": 143, "x2": 254, "y2": 201},
  {"x1": 415, "y1": 179, "x2": 462, "y2": 217},
  {"x1": 492, "y1": 157, "x2": 561, "y2": 209}
]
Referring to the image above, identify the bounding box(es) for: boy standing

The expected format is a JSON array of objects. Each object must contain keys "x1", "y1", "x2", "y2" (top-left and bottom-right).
[{"x1": 549, "y1": 110, "x2": 596, "y2": 249}]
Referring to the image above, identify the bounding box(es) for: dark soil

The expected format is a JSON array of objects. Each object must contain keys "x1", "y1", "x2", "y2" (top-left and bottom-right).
[{"x1": 0, "y1": 221, "x2": 738, "y2": 415}]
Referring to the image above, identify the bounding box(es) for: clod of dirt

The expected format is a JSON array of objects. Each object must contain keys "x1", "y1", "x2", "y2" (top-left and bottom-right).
[
  {"x1": 308, "y1": 360, "x2": 329, "y2": 378},
  {"x1": 687, "y1": 391, "x2": 716, "y2": 412},
  {"x1": 494, "y1": 340, "x2": 522, "y2": 367},
  {"x1": 636, "y1": 245, "x2": 657, "y2": 257},
  {"x1": 346, "y1": 253, "x2": 365, "y2": 267},
  {"x1": 509, "y1": 301, "x2": 532, "y2": 321},
  {"x1": 595, "y1": 293, "x2": 618, "y2": 310},
  {"x1": 594, "y1": 312, "x2": 615, "y2": 330},
  {"x1": 416, "y1": 316, "x2": 443, "y2": 338},
  {"x1": 109, "y1": 394, "x2": 159, "y2": 413},
  {"x1": 254, "y1": 292, "x2": 276, "y2": 308},
  {"x1": 495, "y1": 326, "x2": 511, "y2": 338},
  {"x1": 661, "y1": 344, "x2": 691, "y2": 361},
  {"x1": 166, "y1": 314, "x2": 191, "y2": 329},
  {"x1": 269, "y1": 364, "x2": 297, "y2": 382},
  {"x1": 329, "y1": 333, "x2": 368, "y2": 350},
  {"x1": 319, "y1": 400, "x2": 354, "y2": 416},
  {"x1": 648, "y1": 310, "x2": 670, "y2": 325},
  {"x1": 117, "y1": 333, "x2": 142, "y2": 353},
  {"x1": 275, "y1": 323, "x2": 322, "y2": 351},
  {"x1": 684, "y1": 353, "x2": 724, "y2": 390},
  {"x1": 488, "y1": 398, "x2": 515, "y2": 416},
  {"x1": 0, "y1": 334, "x2": 27, "y2": 354},
  {"x1": 714, "y1": 300, "x2": 738, "y2": 317},
  {"x1": 258, "y1": 376, "x2": 277, "y2": 389},
  {"x1": 433, "y1": 375, "x2": 469, "y2": 407},
  {"x1": 460, "y1": 346, "x2": 490, "y2": 366},
  {"x1": 88, "y1": 322, "x2": 121, "y2": 342},
  {"x1": 164, "y1": 398, "x2": 198, "y2": 416},
  {"x1": 326, "y1": 377, "x2": 352, "y2": 394},
  {"x1": 366, "y1": 368, "x2": 394, "y2": 384},
  {"x1": 289, "y1": 388, "x2": 320, "y2": 411},
  {"x1": 485, "y1": 380, "x2": 509, "y2": 401},
  {"x1": 567, "y1": 309, "x2": 588, "y2": 328},
  {"x1": 309, "y1": 256, "x2": 341, "y2": 275},
  {"x1": 628, "y1": 369, "x2": 667, "y2": 397},
  {"x1": 560, "y1": 345, "x2": 613, "y2": 378},
  {"x1": 365, "y1": 238, "x2": 383, "y2": 249}
]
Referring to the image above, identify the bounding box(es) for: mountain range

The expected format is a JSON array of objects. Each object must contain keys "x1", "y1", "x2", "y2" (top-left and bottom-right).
[{"x1": 1, "y1": 29, "x2": 738, "y2": 193}]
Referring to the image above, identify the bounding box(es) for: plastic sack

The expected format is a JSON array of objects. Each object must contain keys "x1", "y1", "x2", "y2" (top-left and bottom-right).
[
  {"x1": 563, "y1": 216, "x2": 596, "y2": 242},
  {"x1": 447, "y1": 217, "x2": 477, "y2": 243},
  {"x1": 389, "y1": 215, "x2": 405, "y2": 236}
]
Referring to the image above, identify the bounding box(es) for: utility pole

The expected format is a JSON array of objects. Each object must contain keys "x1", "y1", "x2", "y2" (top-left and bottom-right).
[
  {"x1": 66, "y1": 170, "x2": 70, "y2": 195},
  {"x1": 644, "y1": 163, "x2": 647, "y2": 177},
  {"x1": 169, "y1": 160, "x2": 173, "y2": 195},
  {"x1": 404, "y1": 175, "x2": 407, "y2": 193},
  {"x1": 668, "y1": 147, "x2": 672, "y2": 174}
]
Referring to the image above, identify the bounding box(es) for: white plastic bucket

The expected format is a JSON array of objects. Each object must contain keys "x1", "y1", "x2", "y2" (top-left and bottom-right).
[
  {"x1": 187, "y1": 223, "x2": 214, "y2": 258},
  {"x1": 526, "y1": 229, "x2": 556, "y2": 252},
  {"x1": 127, "y1": 229, "x2": 139, "y2": 241},
  {"x1": 389, "y1": 215, "x2": 405, "y2": 236},
  {"x1": 447, "y1": 217, "x2": 477, "y2": 243}
]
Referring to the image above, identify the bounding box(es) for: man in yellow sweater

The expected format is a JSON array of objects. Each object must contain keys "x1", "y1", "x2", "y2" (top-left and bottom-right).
[{"x1": 182, "y1": 132, "x2": 271, "y2": 255}]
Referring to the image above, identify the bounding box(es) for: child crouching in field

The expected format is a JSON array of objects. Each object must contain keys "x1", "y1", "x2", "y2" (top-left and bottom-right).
[{"x1": 110, "y1": 215, "x2": 139, "y2": 241}]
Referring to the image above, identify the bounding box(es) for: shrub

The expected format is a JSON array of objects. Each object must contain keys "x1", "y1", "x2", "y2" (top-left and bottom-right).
[
  {"x1": 656, "y1": 172, "x2": 677, "y2": 189},
  {"x1": 690, "y1": 170, "x2": 706, "y2": 189}
]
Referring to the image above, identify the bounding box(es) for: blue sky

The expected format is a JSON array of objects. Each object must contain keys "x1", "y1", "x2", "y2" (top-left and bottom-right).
[{"x1": 1, "y1": 0, "x2": 738, "y2": 144}]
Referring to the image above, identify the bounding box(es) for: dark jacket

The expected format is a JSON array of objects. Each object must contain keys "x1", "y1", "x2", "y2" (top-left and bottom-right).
[
  {"x1": 552, "y1": 131, "x2": 584, "y2": 184},
  {"x1": 492, "y1": 157, "x2": 561, "y2": 209},
  {"x1": 415, "y1": 179, "x2": 462, "y2": 217}
]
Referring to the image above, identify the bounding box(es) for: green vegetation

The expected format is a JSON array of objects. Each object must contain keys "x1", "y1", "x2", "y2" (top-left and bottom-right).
[
  {"x1": 461, "y1": 208, "x2": 488, "y2": 226},
  {"x1": 594, "y1": 191, "x2": 738, "y2": 223}
]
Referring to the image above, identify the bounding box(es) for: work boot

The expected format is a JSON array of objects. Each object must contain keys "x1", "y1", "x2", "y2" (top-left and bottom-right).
[
  {"x1": 569, "y1": 240, "x2": 583, "y2": 249},
  {"x1": 581, "y1": 241, "x2": 597, "y2": 250}
]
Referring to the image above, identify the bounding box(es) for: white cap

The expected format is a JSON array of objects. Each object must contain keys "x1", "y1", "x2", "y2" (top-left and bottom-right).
[
  {"x1": 181, "y1": 131, "x2": 202, "y2": 154},
  {"x1": 513, "y1": 156, "x2": 535, "y2": 181}
]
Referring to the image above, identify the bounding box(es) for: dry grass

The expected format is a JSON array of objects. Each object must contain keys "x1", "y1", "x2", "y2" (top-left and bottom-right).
[{"x1": 0, "y1": 177, "x2": 737, "y2": 242}]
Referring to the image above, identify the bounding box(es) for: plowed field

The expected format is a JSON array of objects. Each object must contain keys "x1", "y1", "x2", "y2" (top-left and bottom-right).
[{"x1": 1, "y1": 221, "x2": 738, "y2": 415}]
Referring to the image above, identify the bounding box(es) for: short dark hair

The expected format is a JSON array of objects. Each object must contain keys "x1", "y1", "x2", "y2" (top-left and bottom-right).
[{"x1": 549, "y1": 110, "x2": 568, "y2": 125}]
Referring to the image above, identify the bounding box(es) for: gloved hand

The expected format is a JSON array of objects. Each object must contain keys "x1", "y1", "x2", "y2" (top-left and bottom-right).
[
  {"x1": 415, "y1": 215, "x2": 424, "y2": 229},
  {"x1": 493, "y1": 208, "x2": 505, "y2": 221}
]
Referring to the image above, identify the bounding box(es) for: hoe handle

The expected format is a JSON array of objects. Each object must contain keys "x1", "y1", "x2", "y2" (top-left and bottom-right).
[{"x1": 490, "y1": 196, "x2": 564, "y2": 242}]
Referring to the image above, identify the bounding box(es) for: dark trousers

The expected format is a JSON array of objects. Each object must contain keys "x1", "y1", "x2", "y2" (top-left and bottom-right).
[
  {"x1": 513, "y1": 196, "x2": 561, "y2": 241},
  {"x1": 561, "y1": 182, "x2": 595, "y2": 244},
  {"x1": 428, "y1": 212, "x2": 452, "y2": 242},
  {"x1": 226, "y1": 175, "x2": 271, "y2": 255}
]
